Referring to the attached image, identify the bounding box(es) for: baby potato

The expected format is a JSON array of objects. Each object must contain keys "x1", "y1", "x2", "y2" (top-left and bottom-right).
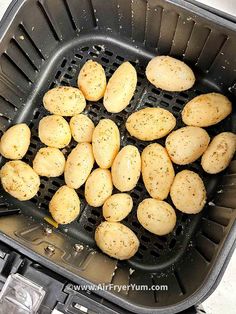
[
  {"x1": 92, "y1": 119, "x2": 120, "y2": 169},
  {"x1": 142, "y1": 143, "x2": 175, "y2": 200},
  {"x1": 146, "y1": 56, "x2": 195, "y2": 92},
  {"x1": 0, "y1": 160, "x2": 40, "y2": 201},
  {"x1": 103, "y1": 193, "x2": 133, "y2": 222},
  {"x1": 137, "y1": 198, "x2": 176, "y2": 236},
  {"x1": 38, "y1": 115, "x2": 71, "y2": 149},
  {"x1": 126, "y1": 107, "x2": 176, "y2": 141},
  {"x1": 43, "y1": 86, "x2": 86, "y2": 116},
  {"x1": 0, "y1": 123, "x2": 30, "y2": 159},
  {"x1": 85, "y1": 168, "x2": 113, "y2": 207},
  {"x1": 111, "y1": 145, "x2": 141, "y2": 192},
  {"x1": 49, "y1": 185, "x2": 80, "y2": 224},
  {"x1": 33, "y1": 147, "x2": 65, "y2": 177},
  {"x1": 95, "y1": 221, "x2": 139, "y2": 260},
  {"x1": 166, "y1": 126, "x2": 210, "y2": 165},
  {"x1": 77, "y1": 60, "x2": 106, "y2": 101},
  {"x1": 70, "y1": 114, "x2": 95, "y2": 143},
  {"x1": 104, "y1": 62, "x2": 137, "y2": 113},
  {"x1": 64, "y1": 143, "x2": 94, "y2": 189},
  {"x1": 182, "y1": 93, "x2": 232, "y2": 127},
  {"x1": 201, "y1": 132, "x2": 236, "y2": 174},
  {"x1": 170, "y1": 170, "x2": 206, "y2": 214}
]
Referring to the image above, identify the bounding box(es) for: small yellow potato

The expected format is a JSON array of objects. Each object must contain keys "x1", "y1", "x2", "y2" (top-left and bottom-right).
[
  {"x1": 166, "y1": 126, "x2": 210, "y2": 165},
  {"x1": 95, "y1": 221, "x2": 139, "y2": 260},
  {"x1": 0, "y1": 123, "x2": 30, "y2": 159},
  {"x1": 43, "y1": 86, "x2": 86, "y2": 116},
  {"x1": 77, "y1": 60, "x2": 106, "y2": 101},
  {"x1": 201, "y1": 132, "x2": 236, "y2": 174},
  {"x1": 170, "y1": 170, "x2": 206, "y2": 214},
  {"x1": 49, "y1": 185, "x2": 80, "y2": 224},
  {"x1": 33, "y1": 147, "x2": 65, "y2": 177},
  {"x1": 70, "y1": 114, "x2": 95, "y2": 143},
  {"x1": 0, "y1": 160, "x2": 40, "y2": 201},
  {"x1": 103, "y1": 62, "x2": 137, "y2": 113},
  {"x1": 103, "y1": 193, "x2": 133, "y2": 222},
  {"x1": 38, "y1": 115, "x2": 71, "y2": 149}
]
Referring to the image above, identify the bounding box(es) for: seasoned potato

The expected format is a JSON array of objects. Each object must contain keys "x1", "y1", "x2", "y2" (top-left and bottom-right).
[
  {"x1": 38, "y1": 115, "x2": 71, "y2": 149},
  {"x1": 70, "y1": 114, "x2": 95, "y2": 143},
  {"x1": 43, "y1": 86, "x2": 86, "y2": 116},
  {"x1": 146, "y1": 56, "x2": 195, "y2": 92},
  {"x1": 92, "y1": 119, "x2": 120, "y2": 169},
  {"x1": 103, "y1": 62, "x2": 137, "y2": 113},
  {"x1": 142, "y1": 143, "x2": 175, "y2": 200},
  {"x1": 85, "y1": 168, "x2": 113, "y2": 207},
  {"x1": 49, "y1": 185, "x2": 80, "y2": 224},
  {"x1": 111, "y1": 145, "x2": 141, "y2": 192},
  {"x1": 126, "y1": 107, "x2": 176, "y2": 141},
  {"x1": 137, "y1": 198, "x2": 176, "y2": 236},
  {"x1": 77, "y1": 60, "x2": 106, "y2": 101},
  {"x1": 170, "y1": 170, "x2": 206, "y2": 214},
  {"x1": 166, "y1": 126, "x2": 210, "y2": 165},
  {"x1": 0, "y1": 160, "x2": 40, "y2": 201},
  {"x1": 201, "y1": 132, "x2": 236, "y2": 174},
  {"x1": 95, "y1": 221, "x2": 139, "y2": 260},
  {"x1": 103, "y1": 193, "x2": 133, "y2": 222},
  {"x1": 64, "y1": 143, "x2": 94, "y2": 189},
  {"x1": 33, "y1": 147, "x2": 65, "y2": 177},
  {"x1": 0, "y1": 124, "x2": 30, "y2": 159}
]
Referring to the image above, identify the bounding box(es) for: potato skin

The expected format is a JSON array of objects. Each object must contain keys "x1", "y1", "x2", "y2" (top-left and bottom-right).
[
  {"x1": 85, "y1": 168, "x2": 113, "y2": 207},
  {"x1": 33, "y1": 147, "x2": 65, "y2": 177},
  {"x1": 137, "y1": 198, "x2": 176, "y2": 236},
  {"x1": 77, "y1": 60, "x2": 106, "y2": 101},
  {"x1": 49, "y1": 185, "x2": 80, "y2": 224},
  {"x1": 126, "y1": 107, "x2": 176, "y2": 141},
  {"x1": 170, "y1": 170, "x2": 206, "y2": 214},
  {"x1": 0, "y1": 123, "x2": 30, "y2": 159},
  {"x1": 70, "y1": 114, "x2": 95, "y2": 143},
  {"x1": 142, "y1": 143, "x2": 175, "y2": 200},
  {"x1": 103, "y1": 193, "x2": 133, "y2": 222},
  {"x1": 92, "y1": 119, "x2": 120, "y2": 169},
  {"x1": 201, "y1": 132, "x2": 236, "y2": 174},
  {"x1": 38, "y1": 115, "x2": 71, "y2": 149},
  {"x1": 146, "y1": 56, "x2": 195, "y2": 92},
  {"x1": 103, "y1": 62, "x2": 137, "y2": 113},
  {"x1": 166, "y1": 126, "x2": 210, "y2": 165},
  {"x1": 95, "y1": 221, "x2": 139, "y2": 260},
  {"x1": 0, "y1": 160, "x2": 40, "y2": 201},
  {"x1": 64, "y1": 143, "x2": 94, "y2": 189},
  {"x1": 111, "y1": 145, "x2": 141, "y2": 192}
]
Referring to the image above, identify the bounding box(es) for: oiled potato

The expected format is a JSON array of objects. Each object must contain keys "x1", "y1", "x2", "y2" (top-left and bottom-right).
[
  {"x1": 92, "y1": 119, "x2": 120, "y2": 169},
  {"x1": 78, "y1": 60, "x2": 106, "y2": 101},
  {"x1": 104, "y1": 62, "x2": 137, "y2": 113},
  {"x1": 49, "y1": 185, "x2": 80, "y2": 224},
  {"x1": 0, "y1": 161, "x2": 40, "y2": 201},
  {"x1": 201, "y1": 132, "x2": 236, "y2": 174},
  {"x1": 0, "y1": 124, "x2": 30, "y2": 159},
  {"x1": 39, "y1": 115, "x2": 71, "y2": 148},
  {"x1": 33, "y1": 147, "x2": 65, "y2": 177},
  {"x1": 43, "y1": 86, "x2": 86, "y2": 116},
  {"x1": 64, "y1": 143, "x2": 94, "y2": 189},
  {"x1": 95, "y1": 221, "x2": 139, "y2": 260},
  {"x1": 70, "y1": 114, "x2": 95, "y2": 143},
  {"x1": 111, "y1": 145, "x2": 141, "y2": 192},
  {"x1": 166, "y1": 126, "x2": 210, "y2": 165},
  {"x1": 85, "y1": 168, "x2": 113, "y2": 207},
  {"x1": 126, "y1": 107, "x2": 176, "y2": 141},
  {"x1": 137, "y1": 198, "x2": 176, "y2": 236},
  {"x1": 170, "y1": 170, "x2": 206, "y2": 214},
  {"x1": 103, "y1": 193, "x2": 133, "y2": 222},
  {"x1": 146, "y1": 56, "x2": 195, "y2": 92},
  {"x1": 142, "y1": 143, "x2": 175, "y2": 200}
]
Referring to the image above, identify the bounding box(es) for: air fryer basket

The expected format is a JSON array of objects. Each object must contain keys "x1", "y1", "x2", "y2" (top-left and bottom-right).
[{"x1": 0, "y1": 0, "x2": 236, "y2": 313}]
